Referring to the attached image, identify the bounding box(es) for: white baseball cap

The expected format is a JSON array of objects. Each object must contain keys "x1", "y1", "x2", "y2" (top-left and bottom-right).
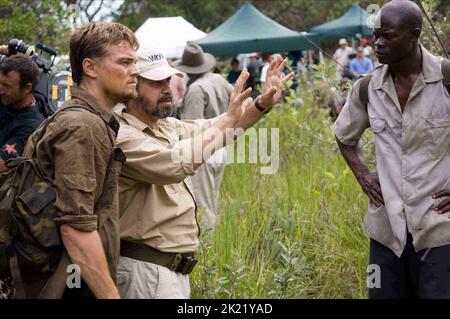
[
  {"x1": 338, "y1": 38, "x2": 348, "y2": 45},
  {"x1": 136, "y1": 47, "x2": 183, "y2": 81}
]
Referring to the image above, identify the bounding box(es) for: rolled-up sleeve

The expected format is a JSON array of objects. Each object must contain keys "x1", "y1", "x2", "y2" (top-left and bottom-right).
[
  {"x1": 52, "y1": 124, "x2": 109, "y2": 232},
  {"x1": 117, "y1": 125, "x2": 198, "y2": 185},
  {"x1": 333, "y1": 79, "x2": 370, "y2": 146}
]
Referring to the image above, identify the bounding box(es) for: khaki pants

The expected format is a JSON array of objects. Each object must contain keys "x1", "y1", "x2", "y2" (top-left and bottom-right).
[
  {"x1": 117, "y1": 256, "x2": 190, "y2": 299},
  {"x1": 191, "y1": 160, "x2": 225, "y2": 229}
]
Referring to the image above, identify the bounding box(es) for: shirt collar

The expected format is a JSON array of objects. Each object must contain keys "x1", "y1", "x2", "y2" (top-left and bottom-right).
[
  {"x1": 70, "y1": 86, "x2": 120, "y2": 135},
  {"x1": 115, "y1": 104, "x2": 147, "y2": 132},
  {"x1": 372, "y1": 44, "x2": 443, "y2": 90}
]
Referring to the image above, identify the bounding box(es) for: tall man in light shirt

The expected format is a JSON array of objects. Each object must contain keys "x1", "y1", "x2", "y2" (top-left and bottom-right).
[
  {"x1": 333, "y1": 38, "x2": 355, "y2": 79},
  {"x1": 115, "y1": 47, "x2": 293, "y2": 299},
  {"x1": 334, "y1": 0, "x2": 450, "y2": 298},
  {"x1": 175, "y1": 43, "x2": 233, "y2": 229}
]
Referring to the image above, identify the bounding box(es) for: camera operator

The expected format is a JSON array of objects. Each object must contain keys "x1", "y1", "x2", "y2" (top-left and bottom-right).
[
  {"x1": 0, "y1": 52, "x2": 44, "y2": 173},
  {"x1": 0, "y1": 45, "x2": 8, "y2": 56}
]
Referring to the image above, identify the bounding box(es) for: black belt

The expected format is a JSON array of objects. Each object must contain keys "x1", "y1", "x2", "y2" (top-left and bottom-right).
[{"x1": 120, "y1": 240, "x2": 197, "y2": 275}]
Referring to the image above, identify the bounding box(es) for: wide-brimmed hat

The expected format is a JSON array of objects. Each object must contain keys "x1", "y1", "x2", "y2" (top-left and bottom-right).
[
  {"x1": 173, "y1": 43, "x2": 216, "y2": 74},
  {"x1": 137, "y1": 47, "x2": 183, "y2": 81}
]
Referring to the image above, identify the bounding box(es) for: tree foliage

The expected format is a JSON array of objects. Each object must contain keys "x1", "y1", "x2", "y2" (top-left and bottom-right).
[
  {"x1": 0, "y1": 0, "x2": 447, "y2": 56},
  {"x1": 0, "y1": 0, "x2": 72, "y2": 52},
  {"x1": 114, "y1": 0, "x2": 387, "y2": 32}
]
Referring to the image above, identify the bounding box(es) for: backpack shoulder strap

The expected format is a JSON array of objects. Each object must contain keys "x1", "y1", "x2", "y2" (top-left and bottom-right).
[
  {"x1": 30, "y1": 104, "x2": 98, "y2": 158},
  {"x1": 441, "y1": 59, "x2": 450, "y2": 95},
  {"x1": 358, "y1": 73, "x2": 373, "y2": 107}
]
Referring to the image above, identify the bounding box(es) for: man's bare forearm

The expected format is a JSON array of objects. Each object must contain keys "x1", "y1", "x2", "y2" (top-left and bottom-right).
[
  {"x1": 190, "y1": 113, "x2": 238, "y2": 170},
  {"x1": 188, "y1": 102, "x2": 267, "y2": 170},
  {"x1": 336, "y1": 136, "x2": 385, "y2": 206},
  {"x1": 60, "y1": 224, "x2": 120, "y2": 299},
  {"x1": 335, "y1": 136, "x2": 369, "y2": 177},
  {"x1": 236, "y1": 102, "x2": 265, "y2": 131}
]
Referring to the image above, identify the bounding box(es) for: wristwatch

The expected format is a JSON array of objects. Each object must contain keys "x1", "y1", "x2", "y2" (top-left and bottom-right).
[{"x1": 254, "y1": 96, "x2": 271, "y2": 114}]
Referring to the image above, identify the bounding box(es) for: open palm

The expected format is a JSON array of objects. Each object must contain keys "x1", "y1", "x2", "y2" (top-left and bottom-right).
[{"x1": 260, "y1": 55, "x2": 295, "y2": 109}]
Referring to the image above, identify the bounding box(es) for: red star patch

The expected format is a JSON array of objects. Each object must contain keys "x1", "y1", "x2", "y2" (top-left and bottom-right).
[{"x1": 3, "y1": 144, "x2": 17, "y2": 155}]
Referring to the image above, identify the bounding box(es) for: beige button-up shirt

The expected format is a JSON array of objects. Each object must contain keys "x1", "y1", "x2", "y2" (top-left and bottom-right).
[
  {"x1": 115, "y1": 107, "x2": 214, "y2": 253},
  {"x1": 333, "y1": 45, "x2": 450, "y2": 257}
]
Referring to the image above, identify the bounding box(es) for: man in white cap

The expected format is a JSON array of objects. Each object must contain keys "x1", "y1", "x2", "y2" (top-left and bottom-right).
[
  {"x1": 114, "y1": 47, "x2": 293, "y2": 299},
  {"x1": 333, "y1": 38, "x2": 355, "y2": 79}
]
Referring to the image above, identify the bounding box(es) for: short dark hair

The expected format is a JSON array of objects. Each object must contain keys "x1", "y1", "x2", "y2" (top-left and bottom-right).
[
  {"x1": 231, "y1": 58, "x2": 239, "y2": 65},
  {"x1": 70, "y1": 22, "x2": 139, "y2": 84},
  {"x1": 0, "y1": 54, "x2": 40, "y2": 89}
]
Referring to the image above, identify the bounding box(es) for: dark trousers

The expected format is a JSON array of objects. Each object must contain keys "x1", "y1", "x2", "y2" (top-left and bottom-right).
[{"x1": 369, "y1": 232, "x2": 450, "y2": 299}]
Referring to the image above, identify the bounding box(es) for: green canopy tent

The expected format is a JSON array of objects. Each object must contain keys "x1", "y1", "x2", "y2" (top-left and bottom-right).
[
  {"x1": 194, "y1": 2, "x2": 320, "y2": 56},
  {"x1": 309, "y1": 4, "x2": 373, "y2": 40}
]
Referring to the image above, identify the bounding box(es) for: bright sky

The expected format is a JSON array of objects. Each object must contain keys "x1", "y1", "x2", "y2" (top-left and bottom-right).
[
  {"x1": 72, "y1": 0, "x2": 125, "y2": 23},
  {"x1": 96, "y1": 0, "x2": 124, "y2": 21}
]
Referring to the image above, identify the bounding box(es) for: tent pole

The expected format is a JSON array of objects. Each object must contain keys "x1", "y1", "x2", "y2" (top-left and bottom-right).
[{"x1": 319, "y1": 51, "x2": 324, "y2": 64}]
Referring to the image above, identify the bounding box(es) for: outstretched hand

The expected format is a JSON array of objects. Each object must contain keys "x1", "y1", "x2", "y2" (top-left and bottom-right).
[
  {"x1": 227, "y1": 68, "x2": 253, "y2": 123},
  {"x1": 259, "y1": 55, "x2": 295, "y2": 110}
]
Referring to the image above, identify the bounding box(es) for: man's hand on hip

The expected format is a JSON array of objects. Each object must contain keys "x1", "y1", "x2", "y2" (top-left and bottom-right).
[
  {"x1": 356, "y1": 169, "x2": 385, "y2": 207},
  {"x1": 433, "y1": 189, "x2": 450, "y2": 216}
]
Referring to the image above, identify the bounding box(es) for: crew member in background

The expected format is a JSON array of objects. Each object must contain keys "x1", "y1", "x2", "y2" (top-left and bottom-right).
[
  {"x1": 333, "y1": 38, "x2": 355, "y2": 80},
  {"x1": 175, "y1": 43, "x2": 234, "y2": 229},
  {"x1": 227, "y1": 58, "x2": 241, "y2": 85},
  {"x1": 349, "y1": 47, "x2": 374, "y2": 81},
  {"x1": 0, "y1": 52, "x2": 44, "y2": 173}
]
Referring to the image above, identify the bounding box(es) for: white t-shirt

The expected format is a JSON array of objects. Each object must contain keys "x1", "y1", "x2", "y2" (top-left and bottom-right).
[
  {"x1": 260, "y1": 64, "x2": 269, "y2": 83},
  {"x1": 333, "y1": 46, "x2": 355, "y2": 72}
]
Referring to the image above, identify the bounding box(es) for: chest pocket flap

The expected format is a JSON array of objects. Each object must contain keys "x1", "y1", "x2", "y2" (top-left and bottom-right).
[
  {"x1": 425, "y1": 117, "x2": 450, "y2": 128},
  {"x1": 370, "y1": 118, "x2": 387, "y2": 133}
]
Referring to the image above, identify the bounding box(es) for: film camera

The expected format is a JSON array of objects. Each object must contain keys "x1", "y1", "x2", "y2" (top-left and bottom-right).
[{"x1": 0, "y1": 39, "x2": 72, "y2": 117}]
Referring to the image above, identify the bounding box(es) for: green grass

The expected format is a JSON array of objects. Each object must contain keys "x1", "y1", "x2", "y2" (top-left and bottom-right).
[{"x1": 190, "y1": 99, "x2": 376, "y2": 299}]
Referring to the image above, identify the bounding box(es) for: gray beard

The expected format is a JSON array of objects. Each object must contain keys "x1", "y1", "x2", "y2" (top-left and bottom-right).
[
  {"x1": 152, "y1": 104, "x2": 173, "y2": 118},
  {"x1": 137, "y1": 95, "x2": 172, "y2": 119}
]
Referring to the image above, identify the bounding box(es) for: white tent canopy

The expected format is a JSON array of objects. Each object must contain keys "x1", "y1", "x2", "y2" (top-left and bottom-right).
[{"x1": 135, "y1": 17, "x2": 206, "y2": 59}]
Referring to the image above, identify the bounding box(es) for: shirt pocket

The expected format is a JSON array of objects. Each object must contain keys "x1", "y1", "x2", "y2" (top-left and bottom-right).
[
  {"x1": 424, "y1": 116, "x2": 450, "y2": 158},
  {"x1": 369, "y1": 118, "x2": 392, "y2": 151}
]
